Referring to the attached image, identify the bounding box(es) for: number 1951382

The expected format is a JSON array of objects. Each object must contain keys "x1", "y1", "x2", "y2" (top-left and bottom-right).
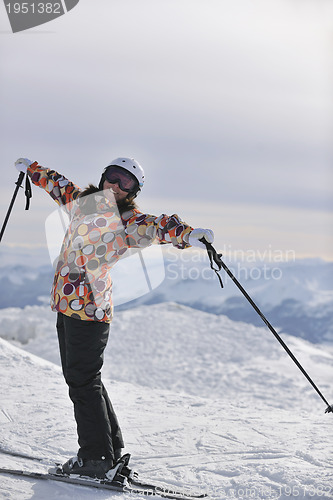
[{"x1": 5, "y1": 3, "x2": 62, "y2": 15}]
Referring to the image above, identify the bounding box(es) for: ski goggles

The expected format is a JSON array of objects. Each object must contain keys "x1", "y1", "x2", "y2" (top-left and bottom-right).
[{"x1": 104, "y1": 166, "x2": 138, "y2": 192}]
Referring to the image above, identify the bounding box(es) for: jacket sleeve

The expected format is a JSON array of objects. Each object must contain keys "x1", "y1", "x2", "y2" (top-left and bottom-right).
[
  {"x1": 27, "y1": 161, "x2": 81, "y2": 210},
  {"x1": 122, "y1": 210, "x2": 193, "y2": 249}
]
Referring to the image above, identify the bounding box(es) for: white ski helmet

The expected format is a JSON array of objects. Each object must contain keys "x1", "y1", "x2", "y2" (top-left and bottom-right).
[{"x1": 106, "y1": 157, "x2": 145, "y2": 188}]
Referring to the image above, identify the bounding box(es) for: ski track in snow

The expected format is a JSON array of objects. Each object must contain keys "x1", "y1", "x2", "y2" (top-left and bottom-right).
[{"x1": 0, "y1": 303, "x2": 332, "y2": 500}]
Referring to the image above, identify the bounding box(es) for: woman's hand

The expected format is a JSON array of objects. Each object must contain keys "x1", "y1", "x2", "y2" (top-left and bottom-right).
[
  {"x1": 15, "y1": 158, "x2": 33, "y2": 173},
  {"x1": 189, "y1": 228, "x2": 214, "y2": 249}
]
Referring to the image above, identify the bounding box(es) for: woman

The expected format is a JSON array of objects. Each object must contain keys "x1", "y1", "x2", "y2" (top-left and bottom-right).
[{"x1": 14, "y1": 156, "x2": 214, "y2": 481}]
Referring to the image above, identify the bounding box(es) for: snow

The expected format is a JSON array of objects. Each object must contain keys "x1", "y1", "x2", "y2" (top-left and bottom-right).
[{"x1": 0, "y1": 301, "x2": 332, "y2": 499}]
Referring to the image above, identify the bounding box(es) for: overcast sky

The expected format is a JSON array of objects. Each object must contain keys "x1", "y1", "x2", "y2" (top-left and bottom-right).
[{"x1": 0, "y1": 0, "x2": 332, "y2": 263}]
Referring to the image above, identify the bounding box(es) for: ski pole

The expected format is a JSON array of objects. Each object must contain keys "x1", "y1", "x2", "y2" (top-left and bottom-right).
[
  {"x1": 200, "y1": 238, "x2": 333, "y2": 415},
  {"x1": 0, "y1": 171, "x2": 32, "y2": 243}
]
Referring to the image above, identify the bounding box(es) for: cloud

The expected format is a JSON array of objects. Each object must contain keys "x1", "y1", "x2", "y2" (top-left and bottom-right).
[{"x1": 0, "y1": 0, "x2": 332, "y2": 258}]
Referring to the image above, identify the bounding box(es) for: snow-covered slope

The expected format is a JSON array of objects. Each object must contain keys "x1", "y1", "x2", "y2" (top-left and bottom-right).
[
  {"x1": 0, "y1": 247, "x2": 332, "y2": 498},
  {"x1": 2, "y1": 302, "x2": 331, "y2": 413},
  {"x1": 0, "y1": 327, "x2": 332, "y2": 500}
]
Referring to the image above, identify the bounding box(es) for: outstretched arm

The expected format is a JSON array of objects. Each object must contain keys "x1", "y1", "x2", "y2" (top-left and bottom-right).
[
  {"x1": 122, "y1": 210, "x2": 214, "y2": 250},
  {"x1": 15, "y1": 158, "x2": 81, "y2": 209}
]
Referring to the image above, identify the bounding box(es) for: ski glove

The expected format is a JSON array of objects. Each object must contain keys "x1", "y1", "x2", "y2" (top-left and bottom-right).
[
  {"x1": 15, "y1": 158, "x2": 33, "y2": 173},
  {"x1": 189, "y1": 228, "x2": 214, "y2": 249}
]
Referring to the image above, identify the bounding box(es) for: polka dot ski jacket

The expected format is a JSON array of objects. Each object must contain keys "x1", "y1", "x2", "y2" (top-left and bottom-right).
[{"x1": 28, "y1": 162, "x2": 193, "y2": 323}]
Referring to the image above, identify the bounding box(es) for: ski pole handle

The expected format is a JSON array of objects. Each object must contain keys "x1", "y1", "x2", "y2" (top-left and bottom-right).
[
  {"x1": 0, "y1": 171, "x2": 25, "y2": 243},
  {"x1": 199, "y1": 237, "x2": 224, "y2": 287}
]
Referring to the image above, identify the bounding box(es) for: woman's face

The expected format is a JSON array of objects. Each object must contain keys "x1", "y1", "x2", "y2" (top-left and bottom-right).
[{"x1": 103, "y1": 179, "x2": 128, "y2": 203}]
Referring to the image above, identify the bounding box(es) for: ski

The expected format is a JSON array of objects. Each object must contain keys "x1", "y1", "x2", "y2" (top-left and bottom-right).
[
  {"x1": 129, "y1": 476, "x2": 207, "y2": 498},
  {"x1": 0, "y1": 447, "x2": 207, "y2": 498},
  {"x1": 0, "y1": 467, "x2": 208, "y2": 500}
]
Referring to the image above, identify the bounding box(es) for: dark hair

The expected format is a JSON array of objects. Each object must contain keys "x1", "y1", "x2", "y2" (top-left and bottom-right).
[{"x1": 78, "y1": 184, "x2": 138, "y2": 215}]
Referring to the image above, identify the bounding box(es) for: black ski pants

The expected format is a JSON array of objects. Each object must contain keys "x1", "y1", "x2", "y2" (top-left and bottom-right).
[{"x1": 56, "y1": 312, "x2": 124, "y2": 461}]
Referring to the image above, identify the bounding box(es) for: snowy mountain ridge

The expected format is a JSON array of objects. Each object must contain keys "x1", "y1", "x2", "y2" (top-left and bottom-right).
[{"x1": 1, "y1": 252, "x2": 331, "y2": 343}]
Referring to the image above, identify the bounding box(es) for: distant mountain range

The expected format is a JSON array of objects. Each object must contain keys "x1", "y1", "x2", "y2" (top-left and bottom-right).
[{"x1": 0, "y1": 247, "x2": 332, "y2": 344}]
